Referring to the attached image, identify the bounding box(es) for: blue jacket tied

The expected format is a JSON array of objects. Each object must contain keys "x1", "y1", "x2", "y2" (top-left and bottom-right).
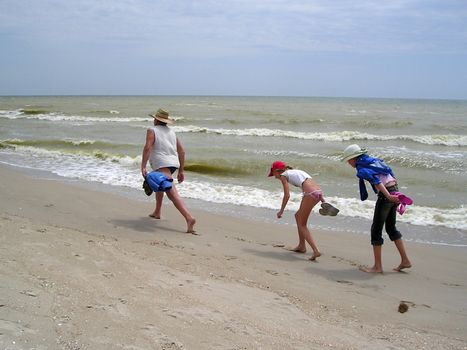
[
  {"x1": 355, "y1": 154, "x2": 394, "y2": 201},
  {"x1": 146, "y1": 171, "x2": 173, "y2": 192}
]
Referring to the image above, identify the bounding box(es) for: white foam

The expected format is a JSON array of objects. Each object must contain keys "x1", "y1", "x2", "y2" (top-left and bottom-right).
[
  {"x1": 0, "y1": 109, "x2": 183, "y2": 123},
  {"x1": 172, "y1": 126, "x2": 467, "y2": 146},
  {"x1": 1, "y1": 146, "x2": 466, "y2": 231},
  {"x1": 176, "y1": 182, "x2": 467, "y2": 230}
]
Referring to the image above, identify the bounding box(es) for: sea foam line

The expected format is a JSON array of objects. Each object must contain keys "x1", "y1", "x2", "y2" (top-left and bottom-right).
[
  {"x1": 1, "y1": 145, "x2": 466, "y2": 231},
  {"x1": 0, "y1": 110, "x2": 183, "y2": 123},
  {"x1": 177, "y1": 182, "x2": 467, "y2": 230},
  {"x1": 173, "y1": 126, "x2": 467, "y2": 147}
]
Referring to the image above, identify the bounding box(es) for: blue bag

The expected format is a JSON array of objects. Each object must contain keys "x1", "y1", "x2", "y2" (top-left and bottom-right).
[{"x1": 145, "y1": 171, "x2": 173, "y2": 192}]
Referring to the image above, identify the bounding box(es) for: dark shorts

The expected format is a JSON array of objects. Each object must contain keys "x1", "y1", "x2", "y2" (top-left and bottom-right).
[
  {"x1": 157, "y1": 166, "x2": 177, "y2": 175},
  {"x1": 370, "y1": 184, "x2": 403, "y2": 246}
]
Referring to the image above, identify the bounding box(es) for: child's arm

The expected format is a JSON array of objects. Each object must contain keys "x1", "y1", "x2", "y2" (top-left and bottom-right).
[
  {"x1": 375, "y1": 183, "x2": 399, "y2": 203},
  {"x1": 277, "y1": 176, "x2": 290, "y2": 218}
]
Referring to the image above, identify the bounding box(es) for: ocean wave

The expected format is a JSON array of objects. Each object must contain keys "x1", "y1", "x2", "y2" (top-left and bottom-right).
[
  {"x1": 1, "y1": 140, "x2": 253, "y2": 174},
  {"x1": 184, "y1": 163, "x2": 249, "y2": 176},
  {"x1": 246, "y1": 149, "x2": 338, "y2": 161},
  {"x1": 0, "y1": 139, "x2": 140, "y2": 166},
  {"x1": 1, "y1": 144, "x2": 465, "y2": 232},
  {"x1": 0, "y1": 138, "x2": 135, "y2": 150},
  {"x1": 0, "y1": 109, "x2": 183, "y2": 123},
  {"x1": 20, "y1": 109, "x2": 49, "y2": 115},
  {"x1": 246, "y1": 147, "x2": 466, "y2": 175},
  {"x1": 177, "y1": 182, "x2": 467, "y2": 230},
  {"x1": 87, "y1": 110, "x2": 121, "y2": 115},
  {"x1": 378, "y1": 147, "x2": 466, "y2": 173},
  {"x1": 3, "y1": 138, "x2": 464, "y2": 178},
  {"x1": 173, "y1": 126, "x2": 467, "y2": 146},
  {"x1": 342, "y1": 119, "x2": 414, "y2": 128}
]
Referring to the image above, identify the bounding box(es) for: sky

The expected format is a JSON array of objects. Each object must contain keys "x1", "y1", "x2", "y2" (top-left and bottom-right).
[{"x1": 1, "y1": 0, "x2": 467, "y2": 99}]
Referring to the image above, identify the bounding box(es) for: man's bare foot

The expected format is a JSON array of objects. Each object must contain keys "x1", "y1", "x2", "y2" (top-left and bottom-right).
[
  {"x1": 149, "y1": 213, "x2": 161, "y2": 219},
  {"x1": 186, "y1": 218, "x2": 196, "y2": 234},
  {"x1": 359, "y1": 265, "x2": 383, "y2": 273},
  {"x1": 285, "y1": 246, "x2": 306, "y2": 253},
  {"x1": 393, "y1": 261, "x2": 412, "y2": 272},
  {"x1": 308, "y1": 251, "x2": 322, "y2": 261}
]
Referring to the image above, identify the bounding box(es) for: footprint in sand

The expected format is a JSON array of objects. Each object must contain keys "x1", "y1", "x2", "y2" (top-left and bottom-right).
[
  {"x1": 399, "y1": 300, "x2": 431, "y2": 309},
  {"x1": 141, "y1": 323, "x2": 155, "y2": 331},
  {"x1": 442, "y1": 282, "x2": 462, "y2": 287},
  {"x1": 336, "y1": 280, "x2": 354, "y2": 285},
  {"x1": 159, "y1": 338, "x2": 184, "y2": 350},
  {"x1": 331, "y1": 255, "x2": 358, "y2": 266},
  {"x1": 266, "y1": 269, "x2": 279, "y2": 276}
]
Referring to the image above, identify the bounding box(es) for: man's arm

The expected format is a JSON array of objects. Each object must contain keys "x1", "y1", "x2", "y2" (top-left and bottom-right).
[
  {"x1": 141, "y1": 129, "x2": 155, "y2": 177},
  {"x1": 176, "y1": 137, "x2": 185, "y2": 183}
]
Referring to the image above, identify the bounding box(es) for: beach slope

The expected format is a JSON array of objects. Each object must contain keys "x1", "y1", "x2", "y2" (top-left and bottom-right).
[{"x1": 0, "y1": 165, "x2": 466, "y2": 350}]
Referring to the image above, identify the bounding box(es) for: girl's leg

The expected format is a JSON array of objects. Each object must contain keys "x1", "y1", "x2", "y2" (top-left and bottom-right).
[
  {"x1": 385, "y1": 205, "x2": 412, "y2": 271},
  {"x1": 165, "y1": 184, "x2": 196, "y2": 233},
  {"x1": 149, "y1": 192, "x2": 164, "y2": 219},
  {"x1": 362, "y1": 196, "x2": 389, "y2": 273},
  {"x1": 393, "y1": 239, "x2": 412, "y2": 271},
  {"x1": 295, "y1": 195, "x2": 321, "y2": 260},
  {"x1": 290, "y1": 212, "x2": 307, "y2": 253},
  {"x1": 360, "y1": 245, "x2": 383, "y2": 273}
]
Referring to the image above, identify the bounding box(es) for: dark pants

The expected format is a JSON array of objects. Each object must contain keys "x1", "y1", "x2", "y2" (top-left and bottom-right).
[{"x1": 370, "y1": 185, "x2": 402, "y2": 246}]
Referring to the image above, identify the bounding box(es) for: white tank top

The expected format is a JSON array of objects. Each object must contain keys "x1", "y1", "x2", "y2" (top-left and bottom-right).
[
  {"x1": 282, "y1": 169, "x2": 312, "y2": 188},
  {"x1": 149, "y1": 126, "x2": 180, "y2": 171}
]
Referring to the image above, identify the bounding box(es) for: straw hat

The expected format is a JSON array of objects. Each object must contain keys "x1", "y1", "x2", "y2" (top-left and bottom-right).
[
  {"x1": 341, "y1": 144, "x2": 367, "y2": 162},
  {"x1": 149, "y1": 108, "x2": 173, "y2": 124}
]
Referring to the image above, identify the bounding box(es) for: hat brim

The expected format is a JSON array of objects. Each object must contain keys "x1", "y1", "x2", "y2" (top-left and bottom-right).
[
  {"x1": 341, "y1": 150, "x2": 367, "y2": 162},
  {"x1": 149, "y1": 114, "x2": 174, "y2": 124}
]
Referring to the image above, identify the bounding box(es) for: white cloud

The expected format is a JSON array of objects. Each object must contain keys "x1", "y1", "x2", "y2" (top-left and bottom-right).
[
  {"x1": 1, "y1": 0, "x2": 466, "y2": 97},
  {"x1": 1, "y1": 0, "x2": 466, "y2": 56}
]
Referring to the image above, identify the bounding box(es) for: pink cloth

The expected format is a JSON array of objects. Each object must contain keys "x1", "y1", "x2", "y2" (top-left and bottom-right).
[{"x1": 391, "y1": 191, "x2": 413, "y2": 215}]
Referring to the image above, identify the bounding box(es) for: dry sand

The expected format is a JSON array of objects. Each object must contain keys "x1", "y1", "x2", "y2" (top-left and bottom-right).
[{"x1": 0, "y1": 164, "x2": 466, "y2": 350}]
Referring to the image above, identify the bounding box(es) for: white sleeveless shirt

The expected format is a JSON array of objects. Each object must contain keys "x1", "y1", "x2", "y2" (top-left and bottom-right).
[
  {"x1": 149, "y1": 125, "x2": 180, "y2": 171},
  {"x1": 281, "y1": 169, "x2": 311, "y2": 188}
]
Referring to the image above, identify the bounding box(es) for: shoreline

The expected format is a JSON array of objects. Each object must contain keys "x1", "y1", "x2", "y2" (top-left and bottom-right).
[
  {"x1": 1, "y1": 163, "x2": 466, "y2": 349},
  {"x1": 3, "y1": 160, "x2": 464, "y2": 248}
]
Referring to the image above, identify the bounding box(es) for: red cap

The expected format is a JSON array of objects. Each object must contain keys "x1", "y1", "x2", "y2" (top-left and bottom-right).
[{"x1": 268, "y1": 161, "x2": 286, "y2": 176}]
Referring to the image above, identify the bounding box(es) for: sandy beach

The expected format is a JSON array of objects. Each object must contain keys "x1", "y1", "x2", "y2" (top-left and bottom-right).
[{"x1": 0, "y1": 164, "x2": 466, "y2": 350}]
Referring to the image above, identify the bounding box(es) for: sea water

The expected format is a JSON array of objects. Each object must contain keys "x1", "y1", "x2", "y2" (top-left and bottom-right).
[{"x1": 1, "y1": 96, "x2": 466, "y2": 246}]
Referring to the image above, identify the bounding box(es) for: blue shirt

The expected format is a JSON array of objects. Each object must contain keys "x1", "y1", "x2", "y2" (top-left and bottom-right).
[{"x1": 355, "y1": 154, "x2": 394, "y2": 201}]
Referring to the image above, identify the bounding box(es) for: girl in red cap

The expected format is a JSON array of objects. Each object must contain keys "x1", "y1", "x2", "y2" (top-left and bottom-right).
[{"x1": 268, "y1": 161, "x2": 338, "y2": 260}]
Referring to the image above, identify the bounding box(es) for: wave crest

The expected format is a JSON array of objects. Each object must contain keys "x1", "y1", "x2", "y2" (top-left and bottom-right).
[{"x1": 173, "y1": 126, "x2": 467, "y2": 146}]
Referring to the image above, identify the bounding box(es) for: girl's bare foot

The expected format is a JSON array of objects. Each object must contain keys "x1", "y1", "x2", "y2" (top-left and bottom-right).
[
  {"x1": 286, "y1": 246, "x2": 306, "y2": 253},
  {"x1": 308, "y1": 251, "x2": 322, "y2": 261},
  {"x1": 359, "y1": 265, "x2": 383, "y2": 273},
  {"x1": 393, "y1": 261, "x2": 412, "y2": 272},
  {"x1": 149, "y1": 213, "x2": 161, "y2": 219},
  {"x1": 186, "y1": 218, "x2": 196, "y2": 234}
]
